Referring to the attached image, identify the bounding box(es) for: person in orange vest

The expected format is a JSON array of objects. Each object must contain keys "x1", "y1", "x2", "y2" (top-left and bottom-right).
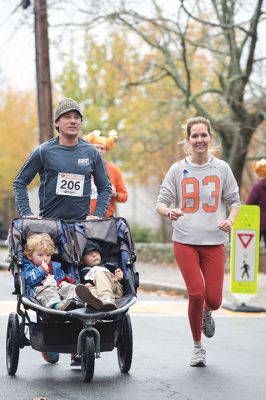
[{"x1": 85, "y1": 130, "x2": 128, "y2": 218}]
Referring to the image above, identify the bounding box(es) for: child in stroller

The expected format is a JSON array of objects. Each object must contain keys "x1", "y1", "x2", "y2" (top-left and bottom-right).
[
  {"x1": 6, "y1": 217, "x2": 139, "y2": 383},
  {"x1": 23, "y1": 232, "x2": 84, "y2": 311},
  {"x1": 75, "y1": 239, "x2": 125, "y2": 311}
]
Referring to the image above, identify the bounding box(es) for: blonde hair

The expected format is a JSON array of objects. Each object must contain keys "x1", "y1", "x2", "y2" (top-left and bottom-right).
[
  {"x1": 24, "y1": 233, "x2": 55, "y2": 258},
  {"x1": 180, "y1": 116, "x2": 219, "y2": 155}
]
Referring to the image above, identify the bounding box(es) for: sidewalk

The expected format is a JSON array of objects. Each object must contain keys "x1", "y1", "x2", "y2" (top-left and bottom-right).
[
  {"x1": 1, "y1": 244, "x2": 265, "y2": 311},
  {"x1": 0, "y1": 246, "x2": 9, "y2": 269},
  {"x1": 137, "y1": 261, "x2": 266, "y2": 311}
]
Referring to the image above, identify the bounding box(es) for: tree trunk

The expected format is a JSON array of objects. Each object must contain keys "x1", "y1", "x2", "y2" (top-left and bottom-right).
[
  {"x1": 213, "y1": 113, "x2": 264, "y2": 187},
  {"x1": 160, "y1": 215, "x2": 172, "y2": 243}
]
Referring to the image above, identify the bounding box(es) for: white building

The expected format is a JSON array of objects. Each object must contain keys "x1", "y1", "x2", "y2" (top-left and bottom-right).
[{"x1": 29, "y1": 183, "x2": 161, "y2": 230}]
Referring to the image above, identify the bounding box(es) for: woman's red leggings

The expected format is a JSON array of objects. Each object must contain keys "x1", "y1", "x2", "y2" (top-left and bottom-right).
[{"x1": 173, "y1": 242, "x2": 225, "y2": 342}]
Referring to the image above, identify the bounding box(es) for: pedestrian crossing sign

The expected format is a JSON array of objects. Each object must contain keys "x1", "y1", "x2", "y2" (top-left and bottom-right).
[{"x1": 230, "y1": 205, "x2": 260, "y2": 294}]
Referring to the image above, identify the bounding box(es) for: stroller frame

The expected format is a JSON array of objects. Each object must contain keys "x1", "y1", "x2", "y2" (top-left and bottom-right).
[{"x1": 6, "y1": 217, "x2": 139, "y2": 383}]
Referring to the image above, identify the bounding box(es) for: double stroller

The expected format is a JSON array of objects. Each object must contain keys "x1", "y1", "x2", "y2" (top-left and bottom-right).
[{"x1": 6, "y1": 217, "x2": 139, "y2": 383}]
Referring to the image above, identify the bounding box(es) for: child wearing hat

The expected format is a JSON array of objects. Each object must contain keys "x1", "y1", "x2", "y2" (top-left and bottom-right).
[
  {"x1": 85, "y1": 130, "x2": 128, "y2": 218},
  {"x1": 75, "y1": 239, "x2": 124, "y2": 311},
  {"x1": 246, "y1": 159, "x2": 266, "y2": 247}
]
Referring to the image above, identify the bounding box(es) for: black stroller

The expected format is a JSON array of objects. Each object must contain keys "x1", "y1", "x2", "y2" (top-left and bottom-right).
[{"x1": 6, "y1": 217, "x2": 139, "y2": 383}]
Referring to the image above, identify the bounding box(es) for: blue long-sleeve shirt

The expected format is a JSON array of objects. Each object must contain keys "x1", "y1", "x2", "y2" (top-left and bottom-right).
[
  {"x1": 13, "y1": 137, "x2": 112, "y2": 220},
  {"x1": 23, "y1": 259, "x2": 67, "y2": 296}
]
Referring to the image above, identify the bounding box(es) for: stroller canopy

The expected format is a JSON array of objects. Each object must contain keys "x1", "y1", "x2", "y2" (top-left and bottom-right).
[{"x1": 8, "y1": 218, "x2": 74, "y2": 263}]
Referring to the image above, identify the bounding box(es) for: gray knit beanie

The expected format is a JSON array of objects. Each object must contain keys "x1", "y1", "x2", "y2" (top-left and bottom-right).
[{"x1": 54, "y1": 98, "x2": 83, "y2": 122}]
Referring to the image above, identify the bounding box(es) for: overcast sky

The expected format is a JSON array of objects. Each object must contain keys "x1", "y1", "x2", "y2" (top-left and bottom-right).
[
  {"x1": 0, "y1": 0, "x2": 82, "y2": 90},
  {"x1": 0, "y1": 1, "x2": 35, "y2": 89},
  {"x1": 0, "y1": 0, "x2": 265, "y2": 91}
]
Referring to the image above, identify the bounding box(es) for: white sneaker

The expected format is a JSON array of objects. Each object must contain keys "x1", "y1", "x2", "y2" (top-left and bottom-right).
[
  {"x1": 202, "y1": 311, "x2": 215, "y2": 338},
  {"x1": 190, "y1": 347, "x2": 206, "y2": 367}
]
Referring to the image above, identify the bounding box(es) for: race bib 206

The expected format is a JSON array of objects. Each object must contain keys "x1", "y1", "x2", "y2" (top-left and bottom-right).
[{"x1": 56, "y1": 173, "x2": 85, "y2": 197}]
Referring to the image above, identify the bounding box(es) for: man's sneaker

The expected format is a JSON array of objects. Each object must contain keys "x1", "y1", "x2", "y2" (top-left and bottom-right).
[
  {"x1": 70, "y1": 352, "x2": 81, "y2": 366},
  {"x1": 101, "y1": 297, "x2": 117, "y2": 311},
  {"x1": 57, "y1": 299, "x2": 83, "y2": 311},
  {"x1": 75, "y1": 284, "x2": 103, "y2": 310},
  {"x1": 202, "y1": 311, "x2": 215, "y2": 338},
  {"x1": 190, "y1": 347, "x2": 206, "y2": 367},
  {"x1": 41, "y1": 351, "x2": 59, "y2": 364}
]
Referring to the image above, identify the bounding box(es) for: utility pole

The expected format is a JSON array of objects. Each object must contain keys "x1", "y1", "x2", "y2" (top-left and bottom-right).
[{"x1": 34, "y1": 0, "x2": 53, "y2": 143}]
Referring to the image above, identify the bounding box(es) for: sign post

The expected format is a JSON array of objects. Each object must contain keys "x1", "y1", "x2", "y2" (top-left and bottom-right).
[{"x1": 223, "y1": 205, "x2": 265, "y2": 312}]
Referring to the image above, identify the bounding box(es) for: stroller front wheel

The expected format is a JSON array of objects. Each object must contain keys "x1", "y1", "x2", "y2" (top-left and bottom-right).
[
  {"x1": 81, "y1": 335, "x2": 95, "y2": 383},
  {"x1": 117, "y1": 313, "x2": 133, "y2": 373},
  {"x1": 6, "y1": 313, "x2": 20, "y2": 375}
]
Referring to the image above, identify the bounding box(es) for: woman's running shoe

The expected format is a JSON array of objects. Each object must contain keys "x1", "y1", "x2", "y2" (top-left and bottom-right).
[
  {"x1": 190, "y1": 347, "x2": 206, "y2": 367},
  {"x1": 202, "y1": 311, "x2": 215, "y2": 338}
]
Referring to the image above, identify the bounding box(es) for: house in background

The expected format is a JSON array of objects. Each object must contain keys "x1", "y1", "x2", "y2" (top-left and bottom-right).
[
  {"x1": 29, "y1": 183, "x2": 161, "y2": 230},
  {"x1": 116, "y1": 182, "x2": 160, "y2": 230}
]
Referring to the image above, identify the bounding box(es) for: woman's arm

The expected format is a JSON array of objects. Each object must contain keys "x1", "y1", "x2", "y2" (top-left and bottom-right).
[{"x1": 157, "y1": 205, "x2": 184, "y2": 221}]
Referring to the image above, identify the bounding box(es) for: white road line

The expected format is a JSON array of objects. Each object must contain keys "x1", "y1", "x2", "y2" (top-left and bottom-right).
[{"x1": 0, "y1": 300, "x2": 265, "y2": 318}]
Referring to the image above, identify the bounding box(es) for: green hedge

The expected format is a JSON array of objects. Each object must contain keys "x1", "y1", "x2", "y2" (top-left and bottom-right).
[
  {"x1": 135, "y1": 242, "x2": 266, "y2": 273},
  {"x1": 135, "y1": 242, "x2": 231, "y2": 269},
  {"x1": 130, "y1": 225, "x2": 160, "y2": 243},
  {"x1": 135, "y1": 242, "x2": 175, "y2": 264}
]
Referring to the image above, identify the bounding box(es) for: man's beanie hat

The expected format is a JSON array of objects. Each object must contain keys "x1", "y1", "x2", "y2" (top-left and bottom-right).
[
  {"x1": 83, "y1": 239, "x2": 103, "y2": 257},
  {"x1": 54, "y1": 98, "x2": 83, "y2": 122}
]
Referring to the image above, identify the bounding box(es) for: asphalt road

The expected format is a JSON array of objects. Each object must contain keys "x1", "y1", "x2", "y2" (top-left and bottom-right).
[{"x1": 1, "y1": 271, "x2": 266, "y2": 400}]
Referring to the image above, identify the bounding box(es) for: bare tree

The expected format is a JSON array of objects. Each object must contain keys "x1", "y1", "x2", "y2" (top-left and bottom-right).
[{"x1": 71, "y1": 0, "x2": 266, "y2": 187}]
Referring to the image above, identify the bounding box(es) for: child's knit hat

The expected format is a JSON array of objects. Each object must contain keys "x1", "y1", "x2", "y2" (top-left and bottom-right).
[{"x1": 82, "y1": 240, "x2": 103, "y2": 257}]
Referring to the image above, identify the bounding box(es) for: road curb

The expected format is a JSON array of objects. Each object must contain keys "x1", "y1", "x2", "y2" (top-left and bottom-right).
[
  {"x1": 1, "y1": 263, "x2": 265, "y2": 310},
  {"x1": 0, "y1": 264, "x2": 189, "y2": 296},
  {"x1": 140, "y1": 280, "x2": 188, "y2": 297}
]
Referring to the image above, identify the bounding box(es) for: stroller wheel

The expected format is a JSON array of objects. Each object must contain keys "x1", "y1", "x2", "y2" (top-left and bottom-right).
[
  {"x1": 117, "y1": 313, "x2": 133, "y2": 373},
  {"x1": 81, "y1": 335, "x2": 95, "y2": 383},
  {"x1": 6, "y1": 313, "x2": 20, "y2": 375}
]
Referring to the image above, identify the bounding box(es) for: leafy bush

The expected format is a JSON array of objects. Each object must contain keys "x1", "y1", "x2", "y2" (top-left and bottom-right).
[
  {"x1": 135, "y1": 242, "x2": 175, "y2": 264},
  {"x1": 135, "y1": 242, "x2": 232, "y2": 269},
  {"x1": 134, "y1": 241, "x2": 266, "y2": 273},
  {"x1": 130, "y1": 225, "x2": 159, "y2": 243}
]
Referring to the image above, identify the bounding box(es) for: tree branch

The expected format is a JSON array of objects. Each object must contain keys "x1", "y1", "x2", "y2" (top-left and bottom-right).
[
  {"x1": 181, "y1": 0, "x2": 252, "y2": 34},
  {"x1": 243, "y1": 0, "x2": 264, "y2": 85}
]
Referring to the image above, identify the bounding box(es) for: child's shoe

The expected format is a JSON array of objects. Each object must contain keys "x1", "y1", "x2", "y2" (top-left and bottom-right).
[
  {"x1": 57, "y1": 299, "x2": 82, "y2": 311},
  {"x1": 75, "y1": 284, "x2": 103, "y2": 310},
  {"x1": 101, "y1": 297, "x2": 117, "y2": 311}
]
